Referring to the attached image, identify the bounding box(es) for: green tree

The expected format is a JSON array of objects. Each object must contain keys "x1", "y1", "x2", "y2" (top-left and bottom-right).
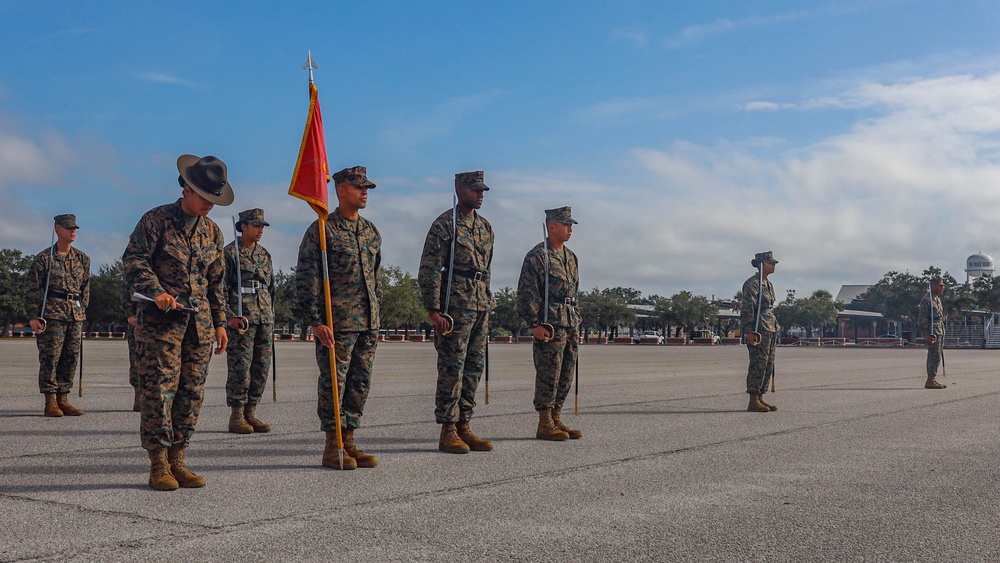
[
  {"x1": 973, "y1": 274, "x2": 1000, "y2": 313},
  {"x1": 378, "y1": 265, "x2": 425, "y2": 337},
  {"x1": 669, "y1": 290, "x2": 716, "y2": 337},
  {"x1": 272, "y1": 268, "x2": 296, "y2": 335},
  {"x1": 0, "y1": 248, "x2": 34, "y2": 335},
  {"x1": 861, "y1": 267, "x2": 956, "y2": 334},
  {"x1": 86, "y1": 261, "x2": 126, "y2": 331},
  {"x1": 799, "y1": 289, "x2": 841, "y2": 337},
  {"x1": 490, "y1": 286, "x2": 523, "y2": 337},
  {"x1": 579, "y1": 288, "x2": 635, "y2": 338}
]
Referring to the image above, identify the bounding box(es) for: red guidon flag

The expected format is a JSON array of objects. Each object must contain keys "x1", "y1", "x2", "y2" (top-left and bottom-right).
[{"x1": 288, "y1": 81, "x2": 330, "y2": 217}]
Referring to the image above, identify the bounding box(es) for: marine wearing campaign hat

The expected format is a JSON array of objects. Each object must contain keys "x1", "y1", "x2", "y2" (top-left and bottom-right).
[
  {"x1": 123, "y1": 152, "x2": 233, "y2": 490},
  {"x1": 177, "y1": 154, "x2": 234, "y2": 206}
]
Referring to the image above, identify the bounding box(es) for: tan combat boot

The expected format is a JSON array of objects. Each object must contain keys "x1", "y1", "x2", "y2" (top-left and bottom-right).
[
  {"x1": 438, "y1": 422, "x2": 471, "y2": 454},
  {"x1": 925, "y1": 376, "x2": 947, "y2": 389},
  {"x1": 244, "y1": 403, "x2": 271, "y2": 433},
  {"x1": 132, "y1": 387, "x2": 141, "y2": 412},
  {"x1": 536, "y1": 409, "x2": 570, "y2": 441},
  {"x1": 757, "y1": 394, "x2": 778, "y2": 411},
  {"x1": 456, "y1": 421, "x2": 494, "y2": 451},
  {"x1": 148, "y1": 449, "x2": 179, "y2": 491},
  {"x1": 56, "y1": 393, "x2": 84, "y2": 416},
  {"x1": 343, "y1": 428, "x2": 378, "y2": 468},
  {"x1": 747, "y1": 394, "x2": 770, "y2": 413},
  {"x1": 551, "y1": 408, "x2": 583, "y2": 439},
  {"x1": 228, "y1": 405, "x2": 254, "y2": 434},
  {"x1": 44, "y1": 392, "x2": 63, "y2": 417},
  {"x1": 322, "y1": 430, "x2": 358, "y2": 470},
  {"x1": 167, "y1": 444, "x2": 206, "y2": 488}
]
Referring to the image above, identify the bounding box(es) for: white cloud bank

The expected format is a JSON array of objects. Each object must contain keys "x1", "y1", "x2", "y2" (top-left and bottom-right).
[{"x1": 3, "y1": 71, "x2": 1000, "y2": 303}]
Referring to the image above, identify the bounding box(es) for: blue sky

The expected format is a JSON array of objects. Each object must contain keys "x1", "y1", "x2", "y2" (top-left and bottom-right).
[{"x1": 4, "y1": 0, "x2": 1000, "y2": 301}]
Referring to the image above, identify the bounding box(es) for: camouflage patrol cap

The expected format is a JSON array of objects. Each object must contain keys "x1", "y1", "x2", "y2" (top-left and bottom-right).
[
  {"x1": 54, "y1": 214, "x2": 79, "y2": 229},
  {"x1": 751, "y1": 251, "x2": 778, "y2": 268},
  {"x1": 544, "y1": 206, "x2": 578, "y2": 225},
  {"x1": 332, "y1": 166, "x2": 376, "y2": 189},
  {"x1": 236, "y1": 208, "x2": 269, "y2": 232},
  {"x1": 455, "y1": 171, "x2": 489, "y2": 191}
]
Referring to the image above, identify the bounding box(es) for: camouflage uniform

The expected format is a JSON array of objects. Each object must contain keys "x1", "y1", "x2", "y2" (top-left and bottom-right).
[
  {"x1": 517, "y1": 209, "x2": 581, "y2": 413},
  {"x1": 418, "y1": 177, "x2": 494, "y2": 424},
  {"x1": 224, "y1": 213, "x2": 275, "y2": 408},
  {"x1": 25, "y1": 217, "x2": 90, "y2": 394},
  {"x1": 122, "y1": 199, "x2": 227, "y2": 451},
  {"x1": 741, "y1": 264, "x2": 779, "y2": 396},
  {"x1": 121, "y1": 277, "x2": 140, "y2": 388},
  {"x1": 294, "y1": 207, "x2": 382, "y2": 432},
  {"x1": 918, "y1": 291, "x2": 945, "y2": 377}
]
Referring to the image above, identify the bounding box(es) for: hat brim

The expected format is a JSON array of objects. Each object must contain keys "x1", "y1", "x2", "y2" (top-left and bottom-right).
[
  {"x1": 467, "y1": 182, "x2": 490, "y2": 192},
  {"x1": 177, "y1": 154, "x2": 234, "y2": 206}
]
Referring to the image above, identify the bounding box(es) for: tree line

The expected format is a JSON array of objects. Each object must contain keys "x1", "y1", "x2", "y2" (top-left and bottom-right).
[{"x1": 3, "y1": 247, "x2": 999, "y2": 339}]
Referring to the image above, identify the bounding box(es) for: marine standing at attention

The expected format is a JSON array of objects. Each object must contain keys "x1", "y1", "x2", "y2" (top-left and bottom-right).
[
  {"x1": 224, "y1": 208, "x2": 276, "y2": 434},
  {"x1": 294, "y1": 166, "x2": 382, "y2": 470},
  {"x1": 918, "y1": 276, "x2": 947, "y2": 390},
  {"x1": 418, "y1": 171, "x2": 495, "y2": 454},
  {"x1": 741, "y1": 251, "x2": 779, "y2": 413},
  {"x1": 122, "y1": 154, "x2": 232, "y2": 491},
  {"x1": 25, "y1": 214, "x2": 90, "y2": 418},
  {"x1": 516, "y1": 206, "x2": 583, "y2": 441}
]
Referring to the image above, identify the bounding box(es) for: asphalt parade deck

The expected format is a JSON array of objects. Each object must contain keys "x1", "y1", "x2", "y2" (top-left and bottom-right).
[{"x1": 2, "y1": 339, "x2": 999, "y2": 562}]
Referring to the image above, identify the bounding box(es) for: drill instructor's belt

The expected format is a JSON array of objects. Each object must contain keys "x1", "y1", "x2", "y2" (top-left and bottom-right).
[
  {"x1": 240, "y1": 280, "x2": 266, "y2": 295},
  {"x1": 48, "y1": 290, "x2": 82, "y2": 301},
  {"x1": 547, "y1": 297, "x2": 577, "y2": 306},
  {"x1": 447, "y1": 268, "x2": 486, "y2": 281}
]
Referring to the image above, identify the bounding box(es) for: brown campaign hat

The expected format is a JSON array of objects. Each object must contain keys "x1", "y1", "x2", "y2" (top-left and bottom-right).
[{"x1": 177, "y1": 154, "x2": 234, "y2": 206}]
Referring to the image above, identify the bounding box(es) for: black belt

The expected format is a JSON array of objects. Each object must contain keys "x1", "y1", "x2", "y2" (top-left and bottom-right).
[
  {"x1": 550, "y1": 297, "x2": 577, "y2": 306},
  {"x1": 448, "y1": 268, "x2": 486, "y2": 281},
  {"x1": 49, "y1": 290, "x2": 81, "y2": 300}
]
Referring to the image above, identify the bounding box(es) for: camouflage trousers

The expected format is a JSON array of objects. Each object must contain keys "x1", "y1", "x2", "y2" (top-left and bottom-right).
[
  {"x1": 225, "y1": 323, "x2": 273, "y2": 406},
  {"x1": 315, "y1": 330, "x2": 378, "y2": 431},
  {"x1": 532, "y1": 326, "x2": 579, "y2": 411},
  {"x1": 126, "y1": 324, "x2": 140, "y2": 388},
  {"x1": 926, "y1": 336, "x2": 943, "y2": 377},
  {"x1": 137, "y1": 322, "x2": 213, "y2": 451},
  {"x1": 36, "y1": 319, "x2": 82, "y2": 394},
  {"x1": 434, "y1": 308, "x2": 489, "y2": 423},
  {"x1": 746, "y1": 331, "x2": 776, "y2": 395}
]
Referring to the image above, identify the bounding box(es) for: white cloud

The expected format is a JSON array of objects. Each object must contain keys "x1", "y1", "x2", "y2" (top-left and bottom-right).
[
  {"x1": 135, "y1": 72, "x2": 202, "y2": 88},
  {"x1": 612, "y1": 27, "x2": 648, "y2": 48},
  {"x1": 6, "y1": 70, "x2": 1000, "y2": 304}
]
